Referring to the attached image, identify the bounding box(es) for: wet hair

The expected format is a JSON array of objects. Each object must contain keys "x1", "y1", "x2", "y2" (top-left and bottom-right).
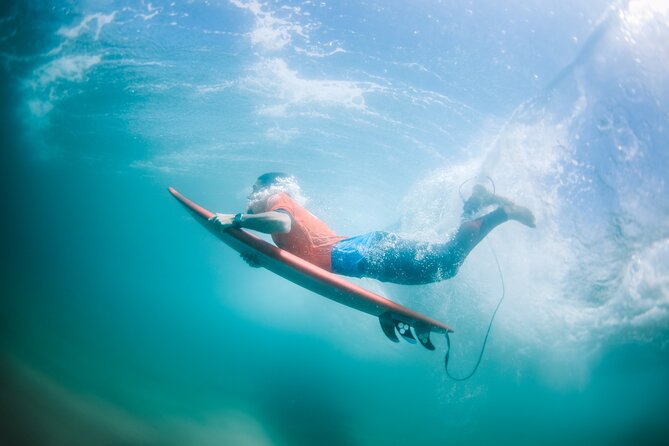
[
  {"x1": 256, "y1": 172, "x2": 291, "y2": 188},
  {"x1": 247, "y1": 172, "x2": 306, "y2": 212}
]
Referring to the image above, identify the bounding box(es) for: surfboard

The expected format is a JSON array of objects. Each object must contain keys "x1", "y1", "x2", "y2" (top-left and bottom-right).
[{"x1": 169, "y1": 187, "x2": 453, "y2": 350}]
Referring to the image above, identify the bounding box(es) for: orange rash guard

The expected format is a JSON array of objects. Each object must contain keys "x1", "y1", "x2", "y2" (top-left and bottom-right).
[{"x1": 263, "y1": 193, "x2": 346, "y2": 271}]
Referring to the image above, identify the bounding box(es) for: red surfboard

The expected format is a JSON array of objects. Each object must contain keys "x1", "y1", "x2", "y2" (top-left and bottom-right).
[{"x1": 169, "y1": 187, "x2": 453, "y2": 350}]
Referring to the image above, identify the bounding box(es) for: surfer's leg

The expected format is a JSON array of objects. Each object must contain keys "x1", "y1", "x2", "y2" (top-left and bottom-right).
[{"x1": 436, "y1": 206, "x2": 511, "y2": 277}]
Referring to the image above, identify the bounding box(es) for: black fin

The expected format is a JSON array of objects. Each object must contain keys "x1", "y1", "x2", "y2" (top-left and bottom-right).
[
  {"x1": 379, "y1": 312, "x2": 399, "y2": 343},
  {"x1": 414, "y1": 323, "x2": 436, "y2": 350}
]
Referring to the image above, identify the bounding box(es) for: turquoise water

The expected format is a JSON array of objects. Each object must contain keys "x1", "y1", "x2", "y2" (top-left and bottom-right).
[{"x1": 2, "y1": 1, "x2": 669, "y2": 444}]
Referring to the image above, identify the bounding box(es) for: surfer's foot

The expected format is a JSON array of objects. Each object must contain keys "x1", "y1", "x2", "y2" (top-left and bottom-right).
[
  {"x1": 463, "y1": 184, "x2": 514, "y2": 217},
  {"x1": 503, "y1": 203, "x2": 536, "y2": 228},
  {"x1": 463, "y1": 184, "x2": 494, "y2": 216},
  {"x1": 463, "y1": 184, "x2": 534, "y2": 227}
]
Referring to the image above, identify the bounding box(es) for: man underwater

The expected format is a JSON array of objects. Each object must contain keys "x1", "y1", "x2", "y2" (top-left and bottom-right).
[{"x1": 209, "y1": 172, "x2": 535, "y2": 285}]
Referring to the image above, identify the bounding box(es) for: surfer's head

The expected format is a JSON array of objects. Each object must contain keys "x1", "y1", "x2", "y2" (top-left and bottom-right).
[
  {"x1": 246, "y1": 172, "x2": 306, "y2": 213},
  {"x1": 254, "y1": 172, "x2": 292, "y2": 192}
]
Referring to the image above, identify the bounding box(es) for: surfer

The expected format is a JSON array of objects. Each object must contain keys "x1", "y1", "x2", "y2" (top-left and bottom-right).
[{"x1": 210, "y1": 172, "x2": 535, "y2": 285}]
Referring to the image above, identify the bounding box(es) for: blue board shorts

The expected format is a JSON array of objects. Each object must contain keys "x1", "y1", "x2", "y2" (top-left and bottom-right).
[{"x1": 331, "y1": 231, "x2": 461, "y2": 285}]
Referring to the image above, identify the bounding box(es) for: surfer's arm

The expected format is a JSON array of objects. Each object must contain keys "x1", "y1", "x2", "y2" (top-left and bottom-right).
[
  {"x1": 210, "y1": 211, "x2": 291, "y2": 234},
  {"x1": 240, "y1": 211, "x2": 292, "y2": 233}
]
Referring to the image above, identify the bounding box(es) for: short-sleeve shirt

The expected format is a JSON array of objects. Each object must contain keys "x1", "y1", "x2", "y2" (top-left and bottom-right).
[{"x1": 263, "y1": 193, "x2": 346, "y2": 271}]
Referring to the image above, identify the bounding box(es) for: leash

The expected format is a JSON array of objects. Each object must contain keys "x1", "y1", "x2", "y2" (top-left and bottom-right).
[
  {"x1": 444, "y1": 245, "x2": 505, "y2": 380},
  {"x1": 445, "y1": 176, "x2": 506, "y2": 380}
]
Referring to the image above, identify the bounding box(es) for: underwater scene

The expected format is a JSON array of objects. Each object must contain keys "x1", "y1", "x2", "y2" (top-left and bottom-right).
[{"x1": 1, "y1": 0, "x2": 669, "y2": 445}]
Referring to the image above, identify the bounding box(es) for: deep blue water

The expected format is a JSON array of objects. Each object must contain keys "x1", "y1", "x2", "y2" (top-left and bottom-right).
[{"x1": 2, "y1": 1, "x2": 669, "y2": 445}]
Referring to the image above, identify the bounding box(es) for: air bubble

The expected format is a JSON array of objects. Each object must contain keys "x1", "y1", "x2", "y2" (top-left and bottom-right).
[{"x1": 619, "y1": 76, "x2": 647, "y2": 103}]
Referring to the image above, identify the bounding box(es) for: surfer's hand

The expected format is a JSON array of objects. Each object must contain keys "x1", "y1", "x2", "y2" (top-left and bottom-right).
[
  {"x1": 240, "y1": 252, "x2": 261, "y2": 268},
  {"x1": 209, "y1": 213, "x2": 235, "y2": 229}
]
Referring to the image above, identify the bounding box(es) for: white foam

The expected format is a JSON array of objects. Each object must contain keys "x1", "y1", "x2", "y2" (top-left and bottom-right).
[
  {"x1": 294, "y1": 45, "x2": 346, "y2": 58},
  {"x1": 130, "y1": 148, "x2": 227, "y2": 174},
  {"x1": 129, "y1": 159, "x2": 183, "y2": 174},
  {"x1": 265, "y1": 126, "x2": 300, "y2": 143},
  {"x1": 230, "y1": 0, "x2": 303, "y2": 51},
  {"x1": 195, "y1": 81, "x2": 235, "y2": 95},
  {"x1": 229, "y1": 0, "x2": 343, "y2": 58},
  {"x1": 138, "y1": 3, "x2": 160, "y2": 21},
  {"x1": 620, "y1": 0, "x2": 669, "y2": 30},
  {"x1": 621, "y1": 239, "x2": 669, "y2": 327},
  {"x1": 32, "y1": 54, "x2": 102, "y2": 89},
  {"x1": 229, "y1": 0, "x2": 262, "y2": 16},
  {"x1": 242, "y1": 58, "x2": 372, "y2": 115},
  {"x1": 398, "y1": 120, "x2": 591, "y2": 355},
  {"x1": 57, "y1": 12, "x2": 117, "y2": 40},
  {"x1": 130, "y1": 146, "x2": 278, "y2": 174},
  {"x1": 397, "y1": 73, "x2": 668, "y2": 383}
]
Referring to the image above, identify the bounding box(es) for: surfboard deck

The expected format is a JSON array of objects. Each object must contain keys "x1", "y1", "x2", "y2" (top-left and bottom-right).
[{"x1": 169, "y1": 187, "x2": 453, "y2": 349}]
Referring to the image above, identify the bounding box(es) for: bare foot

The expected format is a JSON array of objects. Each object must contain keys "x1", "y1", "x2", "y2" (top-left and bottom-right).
[
  {"x1": 503, "y1": 203, "x2": 536, "y2": 228},
  {"x1": 464, "y1": 184, "x2": 536, "y2": 228},
  {"x1": 464, "y1": 184, "x2": 515, "y2": 216},
  {"x1": 463, "y1": 184, "x2": 495, "y2": 216}
]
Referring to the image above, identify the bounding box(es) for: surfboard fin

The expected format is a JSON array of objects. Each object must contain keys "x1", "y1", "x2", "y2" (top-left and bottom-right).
[
  {"x1": 378, "y1": 312, "x2": 399, "y2": 343},
  {"x1": 379, "y1": 312, "x2": 435, "y2": 348},
  {"x1": 413, "y1": 323, "x2": 436, "y2": 351},
  {"x1": 393, "y1": 319, "x2": 417, "y2": 344}
]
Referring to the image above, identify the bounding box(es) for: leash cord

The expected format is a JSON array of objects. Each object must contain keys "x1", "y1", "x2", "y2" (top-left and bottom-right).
[
  {"x1": 445, "y1": 176, "x2": 505, "y2": 380},
  {"x1": 444, "y1": 246, "x2": 505, "y2": 380}
]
